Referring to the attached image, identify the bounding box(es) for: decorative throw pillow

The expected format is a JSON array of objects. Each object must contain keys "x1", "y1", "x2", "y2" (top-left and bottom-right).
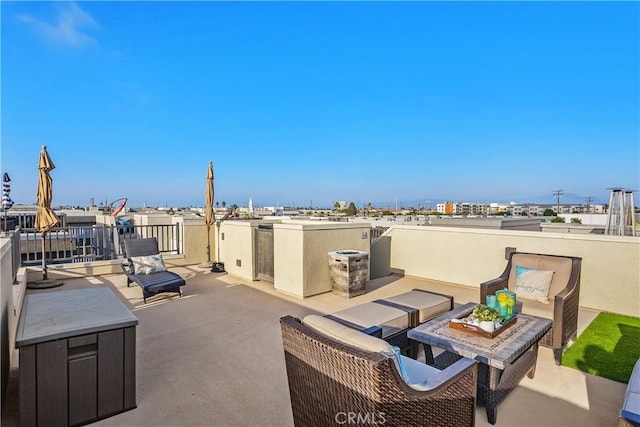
[
  {"x1": 514, "y1": 265, "x2": 554, "y2": 304},
  {"x1": 130, "y1": 254, "x2": 167, "y2": 275},
  {"x1": 130, "y1": 256, "x2": 146, "y2": 275}
]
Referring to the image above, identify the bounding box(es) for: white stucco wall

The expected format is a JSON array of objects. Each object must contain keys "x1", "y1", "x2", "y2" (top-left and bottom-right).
[
  {"x1": 218, "y1": 221, "x2": 259, "y2": 281},
  {"x1": 273, "y1": 221, "x2": 370, "y2": 298},
  {"x1": 379, "y1": 225, "x2": 640, "y2": 316},
  {"x1": 0, "y1": 238, "x2": 13, "y2": 404}
]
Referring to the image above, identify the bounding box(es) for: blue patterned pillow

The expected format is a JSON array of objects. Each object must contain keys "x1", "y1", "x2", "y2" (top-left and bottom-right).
[{"x1": 514, "y1": 265, "x2": 554, "y2": 303}]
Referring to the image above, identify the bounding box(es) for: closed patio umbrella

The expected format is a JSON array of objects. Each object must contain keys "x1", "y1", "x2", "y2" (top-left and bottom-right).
[
  {"x1": 2, "y1": 172, "x2": 14, "y2": 232},
  {"x1": 33, "y1": 146, "x2": 61, "y2": 285},
  {"x1": 2, "y1": 173, "x2": 14, "y2": 211},
  {"x1": 199, "y1": 161, "x2": 215, "y2": 268}
]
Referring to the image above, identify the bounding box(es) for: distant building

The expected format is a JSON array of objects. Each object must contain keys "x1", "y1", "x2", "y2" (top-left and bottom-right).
[{"x1": 435, "y1": 201, "x2": 608, "y2": 217}]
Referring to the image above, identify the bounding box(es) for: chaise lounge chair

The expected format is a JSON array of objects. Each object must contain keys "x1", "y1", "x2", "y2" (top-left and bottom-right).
[{"x1": 121, "y1": 237, "x2": 186, "y2": 303}]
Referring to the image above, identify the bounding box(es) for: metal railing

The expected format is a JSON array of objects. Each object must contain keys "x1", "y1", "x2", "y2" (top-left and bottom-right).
[
  {"x1": 19, "y1": 223, "x2": 181, "y2": 266},
  {"x1": 371, "y1": 226, "x2": 389, "y2": 243},
  {"x1": 4, "y1": 212, "x2": 67, "y2": 229}
]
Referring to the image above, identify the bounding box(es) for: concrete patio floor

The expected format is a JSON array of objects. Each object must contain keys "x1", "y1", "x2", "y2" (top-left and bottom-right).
[{"x1": 1, "y1": 267, "x2": 628, "y2": 426}]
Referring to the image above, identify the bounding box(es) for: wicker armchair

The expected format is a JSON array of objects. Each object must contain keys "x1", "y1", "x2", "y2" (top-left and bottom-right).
[
  {"x1": 480, "y1": 252, "x2": 582, "y2": 365},
  {"x1": 280, "y1": 315, "x2": 477, "y2": 427}
]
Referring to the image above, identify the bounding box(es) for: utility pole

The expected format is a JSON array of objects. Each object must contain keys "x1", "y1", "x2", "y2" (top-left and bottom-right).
[
  {"x1": 585, "y1": 196, "x2": 594, "y2": 214},
  {"x1": 553, "y1": 189, "x2": 564, "y2": 215}
]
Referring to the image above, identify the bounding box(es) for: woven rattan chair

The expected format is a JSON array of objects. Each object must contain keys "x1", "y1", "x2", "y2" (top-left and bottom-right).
[
  {"x1": 280, "y1": 315, "x2": 477, "y2": 427},
  {"x1": 480, "y1": 251, "x2": 582, "y2": 365},
  {"x1": 121, "y1": 238, "x2": 185, "y2": 303}
]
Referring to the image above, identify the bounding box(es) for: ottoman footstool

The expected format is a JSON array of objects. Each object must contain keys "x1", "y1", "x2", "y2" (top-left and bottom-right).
[
  {"x1": 326, "y1": 301, "x2": 414, "y2": 352},
  {"x1": 325, "y1": 289, "x2": 454, "y2": 357},
  {"x1": 376, "y1": 289, "x2": 454, "y2": 358},
  {"x1": 376, "y1": 289, "x2": 453, "y2": 324}
]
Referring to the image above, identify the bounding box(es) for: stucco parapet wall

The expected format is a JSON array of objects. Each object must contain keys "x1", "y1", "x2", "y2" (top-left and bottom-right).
[
  {"x1": 24, "y1": 253, "x2": 186, "y2": 281},
  {"x1": 182, "y1": 217, "x2": 209, "y2": 225},
  {"x1": 430, "y1": 217, "x2": 543, "y2": 228},
  {"x1": 394, "y1": 224, "x2": 640, "y2": 243},
  {"x1": 275, "y1": 221, "x2": 371, "y2": 231},
  {"x1": 0, "y1": 237, "x2": 10, "y2": 259},
  {"x1": 221, "y1": 220, "x2": 276, "y2": 228},
  {"x1": 134, "y1": 213, "x2": 174, "y2": 219}
]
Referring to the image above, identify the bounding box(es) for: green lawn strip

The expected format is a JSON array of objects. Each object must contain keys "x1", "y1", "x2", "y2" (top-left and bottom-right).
[{"x1": 561, "y1": 312, "x2": 640, "y2": 383}]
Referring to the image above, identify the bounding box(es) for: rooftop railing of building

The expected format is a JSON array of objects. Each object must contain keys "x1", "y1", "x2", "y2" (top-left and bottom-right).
[{"x1": 17, "y1": 223, "x2": 182, "y2": 266}]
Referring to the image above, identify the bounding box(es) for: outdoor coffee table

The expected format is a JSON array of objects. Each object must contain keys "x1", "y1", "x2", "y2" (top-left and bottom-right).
[{"x1": 408, "y1": 302, "x2": 552, "y2": 425}]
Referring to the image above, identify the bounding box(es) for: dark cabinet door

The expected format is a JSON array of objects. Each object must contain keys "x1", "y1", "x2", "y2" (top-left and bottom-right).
[
  {"x1": 256, "y1": 225, "x2": 274, "y2": 282},
  {"x1": 68, "y1": 334, "x2": 98, "y2": 426},
  {"x1": 36, "y1": 340, "x2": 68, "y2": 427}
]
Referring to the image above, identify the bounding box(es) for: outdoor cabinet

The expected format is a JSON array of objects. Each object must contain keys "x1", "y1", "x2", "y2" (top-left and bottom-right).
[{"x1": 16, "y1": 287, "x2": 138, "y2": 427}]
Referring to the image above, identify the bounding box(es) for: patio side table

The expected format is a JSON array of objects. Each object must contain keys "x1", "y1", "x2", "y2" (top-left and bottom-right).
[
  {"x1": 408, "y1": 302, "x2": 552, "y2": 425},
  {"x1": 16, "y1": 287, "x2": 139, "y2": 427}
]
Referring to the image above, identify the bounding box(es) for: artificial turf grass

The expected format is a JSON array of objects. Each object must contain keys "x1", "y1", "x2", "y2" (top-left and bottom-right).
[{"x1": 561, "y1": 312, "x2": 640, "y2": 383}]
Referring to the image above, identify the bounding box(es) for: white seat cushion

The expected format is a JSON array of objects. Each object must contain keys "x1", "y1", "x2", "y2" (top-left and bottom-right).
[
  {"x1": 303, "y1": 314, "x2": 394, "y2": 354},
  {"x1": 627, "y1": 359, "x2": 640, "y2": 394},
  {"x1": 383, "y1": 290, "x2": 451, "y2": 323},
  {"x1": 329, "y1": 302, "x2": 408, "y2": 338},
  {"x1": 621, "y1": 392, "x2": 640, "y2": 423},
  {"x1": 621, "y1": 359, "x2": 640, "y2": 423},
  {"x1": 303, "y1": 315, "x2": 439, "y2": 391},
  {"x1": 400, "y1": 355, "x2": 441, "y2": 391}
]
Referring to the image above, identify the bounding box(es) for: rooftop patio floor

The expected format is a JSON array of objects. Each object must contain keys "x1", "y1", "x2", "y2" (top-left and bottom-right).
[{"x1": 2, "y1": 267, "x2": 627, "y2": 426}]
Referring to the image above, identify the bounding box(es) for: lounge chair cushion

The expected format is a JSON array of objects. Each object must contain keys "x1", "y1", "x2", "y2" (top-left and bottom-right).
[
  {"x1": 303, "y1": 314, "x2": 438, "y2": 388},
  {"x1": 130, "y1": 271, "x2": 185, "y2": 294},
  {"x1": 131, "y1": 254, "x2": 167, "y2": 275},
  {"x1": 514, "y1": 265, "x2": 554, "y2": 303}
]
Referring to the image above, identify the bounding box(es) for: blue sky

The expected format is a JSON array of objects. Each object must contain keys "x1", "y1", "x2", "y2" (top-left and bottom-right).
[{"x1": 2, "y1": 1, "x2": 638, "y2": 209}]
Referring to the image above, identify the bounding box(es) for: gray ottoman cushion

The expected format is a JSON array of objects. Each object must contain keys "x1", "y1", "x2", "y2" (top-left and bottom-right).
[
  {"x1": 381, "y1": 290, "x2": 452, "y2": 323},
  {"x1": 328, "y1": 302, "x2": 409, "y2": 339}
]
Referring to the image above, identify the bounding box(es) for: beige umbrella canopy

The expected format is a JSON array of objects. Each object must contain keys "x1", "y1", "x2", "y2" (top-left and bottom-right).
[
  {"x1": 199, "y1": 161, "x2": 215, "y2": 267},
  {"x1": 34, "y1": 146, "x2": 60, "y2": 281},
  {"x1": 205, "y1": 161, "x2": 215, "y2": 230}
]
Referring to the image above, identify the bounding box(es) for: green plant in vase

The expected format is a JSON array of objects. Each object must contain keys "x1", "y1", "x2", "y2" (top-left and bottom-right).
[
  {"x1": 468, "y1": 305, "x2": 504, "y2": 332},
  {"x1": 469, "y1": 305, "x2": 502, "y2": 322}
]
